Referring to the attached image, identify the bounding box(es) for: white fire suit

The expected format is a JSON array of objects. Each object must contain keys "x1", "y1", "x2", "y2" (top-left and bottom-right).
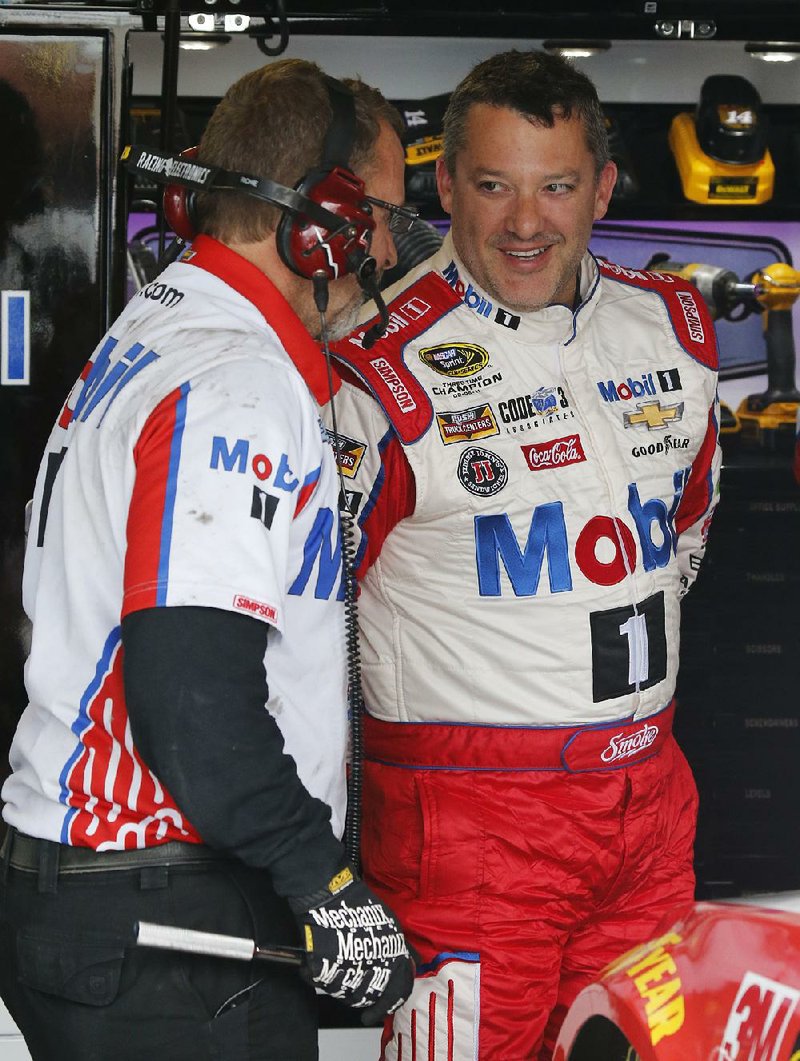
[{"x1": 327, "y1": 233, "x2": 720, "y2": 1060}]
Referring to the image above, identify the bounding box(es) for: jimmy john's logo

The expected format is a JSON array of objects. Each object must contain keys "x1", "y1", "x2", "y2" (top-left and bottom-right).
[
  {"x1": 328, "y1": 432, "x2": 368, "y2": 478},
  {"x1": 436, "y1": 404, "x2": 499, "y2": 445},
  {"x1": 419, "y1": 342, "x2": 489, "y2": 378},
  {"x1": 457, "y1": 447, "x2": 508, "y2": 496}
]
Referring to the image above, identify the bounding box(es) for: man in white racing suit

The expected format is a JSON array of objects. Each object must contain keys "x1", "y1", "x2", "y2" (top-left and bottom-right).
[{"x1": 327, "y1": 50, "x2": 720, "y2": 1060}]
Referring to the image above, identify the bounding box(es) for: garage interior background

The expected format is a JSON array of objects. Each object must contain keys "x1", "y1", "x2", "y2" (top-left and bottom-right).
[{"x1": 1, "y1": 0, "x2": 800, "y2": 909}]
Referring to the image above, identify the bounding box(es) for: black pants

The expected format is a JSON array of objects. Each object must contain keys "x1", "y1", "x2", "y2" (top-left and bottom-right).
[{"x1": 0, "y1": 838, "x2": 318, "y2": 1061}]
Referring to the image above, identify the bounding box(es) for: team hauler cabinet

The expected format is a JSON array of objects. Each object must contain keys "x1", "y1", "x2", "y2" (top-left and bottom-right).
[
  {"x1": 676, "y1": 451, "x2": 800, "y2": 896},
  {"x1": 0, "y1": 9, "x2": 134, "y2": 790}
]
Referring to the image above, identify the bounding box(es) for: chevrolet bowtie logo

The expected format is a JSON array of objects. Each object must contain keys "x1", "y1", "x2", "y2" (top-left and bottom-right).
[{"x1": 623, "y1": 400, "x2": 685, "y2": 430}]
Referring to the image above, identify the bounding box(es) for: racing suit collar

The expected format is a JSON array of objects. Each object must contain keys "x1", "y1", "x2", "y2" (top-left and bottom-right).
[
  {"x1": 181, "y1": 234, "x2": 340, "y2": 405},
  {"x1": 433, "y1": 231, "x2": 601, "y2": 345}
]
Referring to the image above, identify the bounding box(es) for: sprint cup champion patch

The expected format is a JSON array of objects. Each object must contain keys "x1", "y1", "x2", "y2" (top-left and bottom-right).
[
  {"x1": 457, "y1": 446, "x2": 508, "y2": 496},
  {"x1": 419, "y1": 342, "x2": 489, "y2": 378},
  {"x1": 436, "y1": 404, "x2": 499, "y2": 445}
]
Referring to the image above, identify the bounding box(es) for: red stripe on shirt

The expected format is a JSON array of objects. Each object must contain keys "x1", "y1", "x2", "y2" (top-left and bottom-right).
[
  {"x1": 675, "y1": 405, "x2": 718, "y2": 535},
  {"x1": 123, "y1": 387, "x2": 184, "y2": 617},
  {"x1": 65, "y1": 640, "x2": 200, "y2": 849},
  {"x1": 356, "y1": 433, "x2": 415, "y2": 578}
]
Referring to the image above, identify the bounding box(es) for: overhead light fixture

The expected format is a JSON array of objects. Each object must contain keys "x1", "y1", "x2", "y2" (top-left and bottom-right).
[
  {"x1": 161, "y1": 33, "x2": 232, "y2": 51},
  {"x1": 654, "y1": 20, "x2": 716, "y2": 39},
  {"x1": 542, "y1": 40, "x2": 612, "y2": 59},
  {"x1": 745, "y1": 41, "x2": 800, "y2": 63}
]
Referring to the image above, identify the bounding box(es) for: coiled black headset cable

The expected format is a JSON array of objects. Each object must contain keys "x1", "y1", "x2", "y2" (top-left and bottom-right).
[{"x1": 313, "y1": 271, "x2": 365, "y2": 872}]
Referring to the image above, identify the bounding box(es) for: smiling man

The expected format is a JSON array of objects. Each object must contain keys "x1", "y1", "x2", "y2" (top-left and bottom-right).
[
  {"x1": 438, "y1": 96, "x2": 616, "y2": 314},
  {"x1": 328, "y1": 50, "x2": 721, "y2": 1061}
]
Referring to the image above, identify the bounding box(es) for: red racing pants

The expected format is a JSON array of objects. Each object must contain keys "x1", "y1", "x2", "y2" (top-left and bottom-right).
[{"x1": 361, "y1": 702, "x2": 698, "y2": 1061}]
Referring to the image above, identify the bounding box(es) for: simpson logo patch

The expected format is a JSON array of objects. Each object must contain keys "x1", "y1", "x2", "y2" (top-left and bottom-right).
[
  {"x1": 233, "y1": 594, "x2": 278, "y2": 622},
  {"x1": 436, "y1": 404, "x2": 499, "y2": 445},
  {"x1": 674, "y1": 290, "x2": 705, "y2": 342},
  {"x1": 369, "y1": 356, "x2": 417, "y2": 412},
  {"x1": 520, "y1": 433, "x2": 586, "y2": 471},
  {"x1": 419, "y1": 342, "x2": 490, "y2": 378}
]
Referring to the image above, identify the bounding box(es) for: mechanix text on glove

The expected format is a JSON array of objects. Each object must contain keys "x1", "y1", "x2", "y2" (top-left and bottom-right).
[{"x1": 289, "y1": 864, "x2": 414, "y2": 1025}]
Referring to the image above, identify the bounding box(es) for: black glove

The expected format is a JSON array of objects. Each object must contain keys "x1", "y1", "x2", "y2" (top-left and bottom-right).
[{"x1": 288, "y1": 863, "x2": 414, "y2": 1026}]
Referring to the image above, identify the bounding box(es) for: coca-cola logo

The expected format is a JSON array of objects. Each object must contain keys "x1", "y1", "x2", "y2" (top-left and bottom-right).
[
  {"x1": 601, "y1": 722, "x2": 658, "y2": 764},
  {"x1": 520, "y1": 433, "x2": 586, "y2": 471}
]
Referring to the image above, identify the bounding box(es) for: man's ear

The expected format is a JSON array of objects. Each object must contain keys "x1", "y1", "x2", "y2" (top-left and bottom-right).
[
  {"x1": 593, "y1": 160, "x2": 618, "y2": 222},
  {"x1": 436, "y1": 156, "x2": 454, "y2": 216}
]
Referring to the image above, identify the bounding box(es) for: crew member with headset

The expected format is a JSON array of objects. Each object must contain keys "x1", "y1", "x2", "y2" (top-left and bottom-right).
[{"x1": 0, "y1": 59, "x2": 414, "y2": 1060}]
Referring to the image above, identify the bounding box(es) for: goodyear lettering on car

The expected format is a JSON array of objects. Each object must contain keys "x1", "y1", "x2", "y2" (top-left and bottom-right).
[{"x1": 603, "y1": 931, "x2": 685, "y2": 1047}]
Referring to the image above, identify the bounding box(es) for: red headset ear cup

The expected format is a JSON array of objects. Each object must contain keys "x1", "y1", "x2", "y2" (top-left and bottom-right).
[
  {"x1": 163, "y1": 146, "x2": 199, "y2": 241},
  {"x1": 276, "y1": 166, "x2": 375, "y2": 281}
]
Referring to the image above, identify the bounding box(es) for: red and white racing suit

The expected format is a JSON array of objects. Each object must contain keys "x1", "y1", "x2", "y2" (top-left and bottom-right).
[{"x1": 327, "y1": 235, "x2": 721, "y2": 1060}]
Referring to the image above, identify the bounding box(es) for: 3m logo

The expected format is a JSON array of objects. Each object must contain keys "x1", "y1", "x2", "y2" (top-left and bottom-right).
[{"x1": 719, "y1": 972, "x2": 799, "y2": 1061}]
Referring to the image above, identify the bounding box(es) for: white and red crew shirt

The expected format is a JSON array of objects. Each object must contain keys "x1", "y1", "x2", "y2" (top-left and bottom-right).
[{"x1": 3, "y1": 236, "x2": 347, "y2": 849}]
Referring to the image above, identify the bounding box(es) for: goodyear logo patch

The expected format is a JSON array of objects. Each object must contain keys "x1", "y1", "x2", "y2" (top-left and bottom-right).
[
  {"x1": 419, "y1": 342, "x2": 489, "y2": 378},
  {"x1": 436, "y1": 404, "x2": 499, "y2": 445},
  {"x1": 329, "y1": 432, "x2": 368, "y2": 478}
]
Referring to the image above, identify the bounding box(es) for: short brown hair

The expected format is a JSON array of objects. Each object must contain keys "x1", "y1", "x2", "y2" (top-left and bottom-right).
[
  {"x1": 442, "y1": 49, "x2": 610, "y2": 178},
  {"x1": 194, "y1": 59, "x2": 403, "y2": 243}
]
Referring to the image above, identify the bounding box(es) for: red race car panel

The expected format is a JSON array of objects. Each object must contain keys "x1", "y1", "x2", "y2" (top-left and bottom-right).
[{"x1": 554, "y1": 899, "x2": 800, "y2": 1060}]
